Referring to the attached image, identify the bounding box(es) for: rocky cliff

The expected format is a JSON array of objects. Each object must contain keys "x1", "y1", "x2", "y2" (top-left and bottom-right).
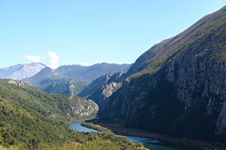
[
  {"x1": 98, "y1": 6, "x2": 226, "y2": 143},
  {"x1": 78, "y1": 71, "x2": 124, "y2": 110}
]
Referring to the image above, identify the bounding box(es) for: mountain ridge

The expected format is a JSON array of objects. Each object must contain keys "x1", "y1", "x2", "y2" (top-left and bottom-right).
[
  {"x1": 55, "y1": 62, "x2": 131, "y2": 82},
  {"x1": 97, "y1": 5, "x2": 226, "y2": 145},
  {"x1": 0, "y1": 79, "x2": 98, "y2": 149},
  {"x1": 23, "y1": 63, "x2": 131, "y2": 95},
  {"x1": 0, "y1": 63, "x2": 46, "y2": 80},
  {"x1": 126, "y1": 5, "x2": 226, "y2": 79}
]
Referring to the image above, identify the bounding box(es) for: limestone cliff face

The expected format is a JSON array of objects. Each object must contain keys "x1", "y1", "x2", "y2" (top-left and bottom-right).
[
  {"x1": 78, "y1": 72, "x2": 124, "y2": 110},
  {"x1": 67, "y1": 97, "x2": 98, "y2": 118},
  {"x1": 165, "y1": 51, "x2": 226, "y2": 135},
  {"x1": 98, "y1": 6, "x2": 226, "y2": 142}
]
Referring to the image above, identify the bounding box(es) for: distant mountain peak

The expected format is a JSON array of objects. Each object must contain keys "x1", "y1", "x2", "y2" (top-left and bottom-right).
[
  {"x1": 55, "y1": 63, "x2": 131, "y2": 82},
  {"x1": 0, "y1": 63, "x2": 46, "y2": 80}
]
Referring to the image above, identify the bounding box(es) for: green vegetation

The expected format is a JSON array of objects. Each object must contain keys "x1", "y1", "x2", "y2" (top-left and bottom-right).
[
  {"x1": 0, "y1": 79, "x2": 86, "y2": 149},
  {"x1": 37, "y1": 79, "x2": 88, "y2": 95},
  {"x1": 37, "y1": 132, "x2": 146, "y2": 150},
  {"x1": 6, "y1": 132, "x2": 146, "y2": 150},
  {"x1": 81, "y1": 121, "x2": 113, "y2": 133},
  {"x1": 0, "y1": 80, "x2": 71, "y2": 149},
  {"x1": 0, "y1": 79, "x2": 142, "y2": 150}
]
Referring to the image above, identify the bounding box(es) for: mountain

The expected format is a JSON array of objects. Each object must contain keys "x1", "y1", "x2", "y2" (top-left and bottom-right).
[
  {"x1": 78, "y1": 71, "x2": 124, "y2": 111},
  {"x1": 0, "y1": 79, "x2": 98, "y2": 149},
  {"x1": 0, "y1": 79, "x2": 142, "y2": 150},
  {"x1": 55, "y1": 63, "x2": 131, "y2": 82},
  {"x1": 23, "y1": 63, "x2": 131, "y2": 95},
  {"x1": 97, "y1": 6, "x2": 226, "y2": 145},
  {"x1": 40, "y1": 79, "x2": 88, "y2": 96},
  {"x1": 22, "y1": 67, "x2": 60, "y2": 86},
  {"x1": 0, "y1": 63, "x2": 46, "y2": 80},
  {"x1": 23, "y1": 67, "x2": 88, "y2": 95}
]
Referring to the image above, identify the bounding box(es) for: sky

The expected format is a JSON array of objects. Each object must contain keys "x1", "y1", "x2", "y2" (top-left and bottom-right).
[{"x1": 0, "y1": 0, "x2": 225, "y2": 69}]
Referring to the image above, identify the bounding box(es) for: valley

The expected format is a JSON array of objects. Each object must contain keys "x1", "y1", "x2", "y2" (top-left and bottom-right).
[
  {"x1": 71, "y1": 120, "x2": 178, "y2": 150},
  {"x1": 0, "y1": 4, "x2": 226, "y2": 150},
  {"x1": 0, "y1": 80, "x2": 141, "y2": 150},
  {"x1": 96, "y1": 5, "x2": 226, "y2": 149}
]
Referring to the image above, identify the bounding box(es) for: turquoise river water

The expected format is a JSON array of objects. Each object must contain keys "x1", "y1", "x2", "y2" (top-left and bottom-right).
[{"x1": 70, "y1": 120, "x2": 181, "y2": 150}]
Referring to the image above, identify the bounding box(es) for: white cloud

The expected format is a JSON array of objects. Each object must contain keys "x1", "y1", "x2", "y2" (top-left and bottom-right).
[
  {"x1": 24, "y1": 55, "x2": 41, "y2": 62},
  {"x1": 22, "y1": 52, "x2": 60, "y2": 69},
  {"x1": 47, "y1": 52, "x2": 59, "y2": 69}
]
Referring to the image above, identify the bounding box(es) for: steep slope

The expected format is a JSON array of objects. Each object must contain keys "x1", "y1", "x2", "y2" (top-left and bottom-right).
[
  {"x1": 40, "y1": 79, "x2": 88, "y2": 95},
  {"x1": 23, "y1": 67, "x2": 88, "y2": 95},
  {"x1": 98, "y1": 6, "x2": 226, "y2": 144},
  {"x1": 126, "y1": 5, "x2": 226, "y2": 78},
  {"x1": 78, "y1": 72, "x2": 124, "y2": 110},
  {"x1": 55, "y1": 63, "x2": 131, "y2": 82},
  {"x1": 23, "y1": 63, "x2": 130, "y2": 95},
  {"x1": 23, "y1": 67, "x2": 59, "y2": 86},
  {"x1": 0, "y1": 79, "x2": 98, "y2": 149},
  {"x1": 0, "y1": 80, "x2": 144, "y2": 150},
  {"x1": 0, "y1": 63, "x2": 46, "y2": 80}
]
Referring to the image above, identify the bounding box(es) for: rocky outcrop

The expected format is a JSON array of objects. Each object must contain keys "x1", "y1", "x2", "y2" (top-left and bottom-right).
[
  {"x1": 78, "y1": 72, "x2": 124, "y2": 110},
  {"x1": 102, "y1": 82, "x2": 118, "y2": 98},
  {"x1": 8, "y1": 80, "x2": 27, "y2": 87},
  {"x1": 68, "y1": 98, "x2": 98, "y2": 118},
  {"x1": 98, "y1": 6, "x2": 226, "y2": 143}
]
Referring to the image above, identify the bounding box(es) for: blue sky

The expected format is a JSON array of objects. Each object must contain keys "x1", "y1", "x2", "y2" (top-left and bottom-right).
[{"x1": 0, "y1": 0, "x2": 225, "y2": 68}]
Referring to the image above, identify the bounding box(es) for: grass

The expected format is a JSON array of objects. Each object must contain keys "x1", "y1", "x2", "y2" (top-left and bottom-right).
[{"x1": 81, "y1": 121, "x2": 113, "y2": 133}]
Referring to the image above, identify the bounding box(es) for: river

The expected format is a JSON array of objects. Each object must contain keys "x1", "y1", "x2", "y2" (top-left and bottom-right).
[{"x1": 70, "y1": 120, "x2": 180, "y2": 150}]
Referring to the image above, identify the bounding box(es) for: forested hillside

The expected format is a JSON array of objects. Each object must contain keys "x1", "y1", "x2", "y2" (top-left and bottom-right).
[{"x1": 0, "y1": 79, "x2": 142, "y2": 150}]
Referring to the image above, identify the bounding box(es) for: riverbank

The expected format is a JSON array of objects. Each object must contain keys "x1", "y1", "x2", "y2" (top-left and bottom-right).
[
  {"x1": 92, "y1": 122, "x2": 224, "y2": 150},
  {"x1": 71, "y1": 120, "x2": 149, "y2": 150},
  {"x1": 81, "y1": 121, "x2": 113, "y2": 133}
]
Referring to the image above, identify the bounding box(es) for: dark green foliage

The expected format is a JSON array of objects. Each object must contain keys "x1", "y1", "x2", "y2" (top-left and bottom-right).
[
  {"x1": 0, "y1": 80, "x2": 93, "y2": 149},
  {"x1": 0, "y1": 84, "x2": 71, "y2": 149},
  {"x1": 38, "y1": 79, "x2": 88, "y2": 95},
  {"x1": 75, "y1": 132, "x2": 141, "y2": 150},
  {"x1": 0, "y1": 79, "x2": 140, "y2": 150},
  {"x1": 81, "y1": 121, "x2": 113, "y2": 133},
  {"x1": 39, "y1": 132, "x2": 144, "y2": 150}
]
